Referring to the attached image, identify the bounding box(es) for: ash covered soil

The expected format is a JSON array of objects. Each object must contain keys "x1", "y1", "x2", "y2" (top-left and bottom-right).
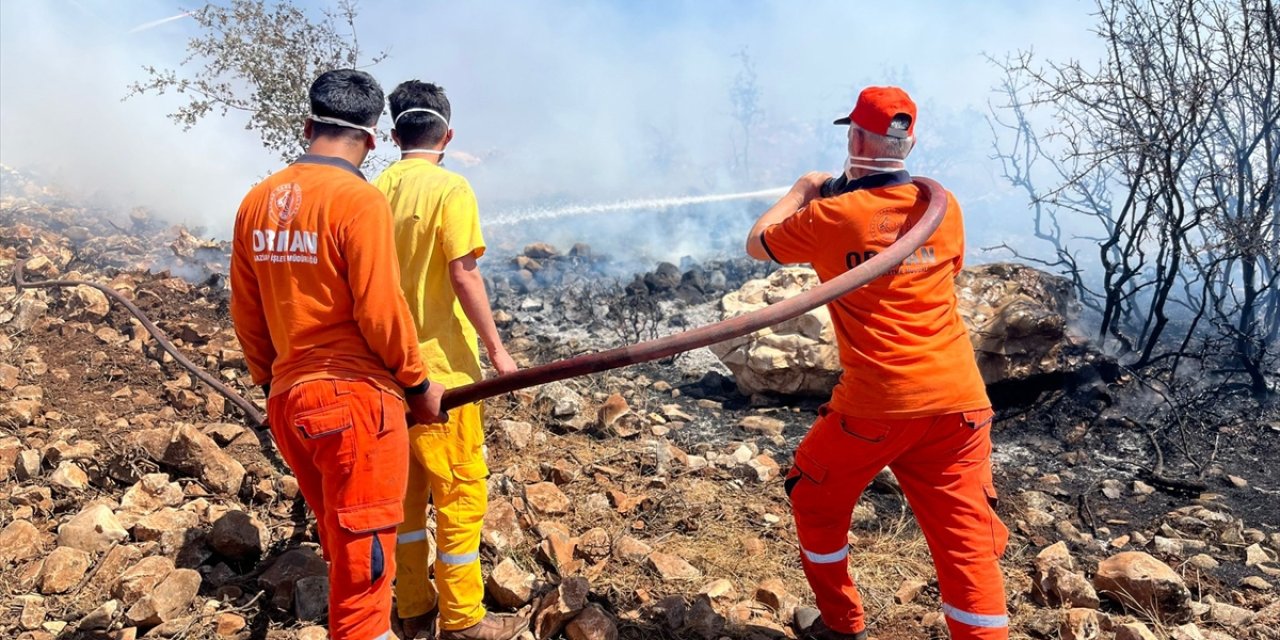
[{"x1": 1, "y1": 174, "x2": 1278, "y2": 640}]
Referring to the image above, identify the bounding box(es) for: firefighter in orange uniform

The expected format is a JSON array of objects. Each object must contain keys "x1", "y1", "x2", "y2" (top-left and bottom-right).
[
  {"x1": 230, "y1": 69, "x2": 447, "y2": 640},
  {"x1": 745, "y1": 86, "x2": 1010, "y2": 640}
]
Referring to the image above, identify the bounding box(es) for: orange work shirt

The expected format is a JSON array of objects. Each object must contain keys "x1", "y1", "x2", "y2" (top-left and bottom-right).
[
  {"x1": 230, "y1": 154, "x2": 427, "y2": 398},
  {"x1": 761, "y1": 171, "x2": 989, "y2": 419}
]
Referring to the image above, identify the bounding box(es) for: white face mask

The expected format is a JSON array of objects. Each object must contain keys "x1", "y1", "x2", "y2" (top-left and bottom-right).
[
  {"x1": 309, "y1": 114, "x2": 377, "y2": 139},
  {"x1": 844, "y1": 155, "x2": 905, "y2": 180},
  {"x1": 394, "y1": 108, "x2": 451, "y2": 155}
]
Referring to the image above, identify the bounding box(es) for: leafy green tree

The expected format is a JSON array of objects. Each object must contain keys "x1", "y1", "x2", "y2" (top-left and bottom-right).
[{"x1": 127, "y1": 0, "x2": 384, "y2": 162}]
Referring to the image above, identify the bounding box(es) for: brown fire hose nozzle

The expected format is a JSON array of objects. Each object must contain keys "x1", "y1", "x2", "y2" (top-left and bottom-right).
[{"x1": 441, "y1": 176, "x2": 948, "y2": 411}]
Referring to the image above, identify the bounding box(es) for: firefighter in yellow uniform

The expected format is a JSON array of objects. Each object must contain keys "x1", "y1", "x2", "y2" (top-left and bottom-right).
[{"x1": 374, "y1": 80, "x2": 525, "y2": 640}]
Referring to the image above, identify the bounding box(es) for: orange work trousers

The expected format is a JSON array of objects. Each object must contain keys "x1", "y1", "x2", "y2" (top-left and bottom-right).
[
  {"x1": 268, "y1": 379, "x2": 409, "y2": 640},
  {"x1": 786, "y1": 406, "x2": 1009, "y2": 640}
]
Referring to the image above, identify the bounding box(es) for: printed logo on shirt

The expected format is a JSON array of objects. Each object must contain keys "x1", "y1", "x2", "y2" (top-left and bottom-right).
[
  {"x1": 870, "y1": 208, "x2": 905, "y2": 244},
  {"x1": 845, "y1": 245, "x2": 937, "y2": 275},
  {"x1": 270, "y1": 183, "x2": 303, "y2": 226},
  {"x1": 253, "y1": 183, "x2": 319, "y2": 264}
]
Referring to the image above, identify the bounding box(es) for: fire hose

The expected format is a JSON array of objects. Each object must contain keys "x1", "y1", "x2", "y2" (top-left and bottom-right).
[
  {"x1": 12, "y1": 177, "x2": 946, "y2": 423},
  {"x1": 13, "y1": 262, "x2": 270, "y2": 426},
  {"x1": 442, "y1": 176, "x2": 947, "y2": 409}
]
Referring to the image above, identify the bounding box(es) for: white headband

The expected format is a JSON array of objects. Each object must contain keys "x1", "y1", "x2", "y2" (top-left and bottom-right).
[
  {"x1": 309, "y1": 114, "x2": 376, "y2": 138},
  {"x1": 394, "y1": 107, "x2": 450, "y2": 128}
]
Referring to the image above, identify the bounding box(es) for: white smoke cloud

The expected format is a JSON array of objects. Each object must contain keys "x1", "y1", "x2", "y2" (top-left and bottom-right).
[{"x1": 0, "y1": 0, "x2": 1102, "y2": 257}]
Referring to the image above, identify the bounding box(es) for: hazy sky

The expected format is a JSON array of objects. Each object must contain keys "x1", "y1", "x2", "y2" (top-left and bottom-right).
[{"x1": 0, "y1": 1, "x2": 1103, "y2": 247}]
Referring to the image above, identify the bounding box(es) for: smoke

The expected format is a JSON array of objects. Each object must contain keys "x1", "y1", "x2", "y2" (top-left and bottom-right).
[{"x1": 0, "y1": 0, "x2": 1102, "y2": 260}]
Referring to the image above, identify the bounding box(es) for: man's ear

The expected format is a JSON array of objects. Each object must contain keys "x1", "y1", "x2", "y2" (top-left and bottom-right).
[
  {"x1": 442, "y1": 128, "x2": 455, "y2": 148},
  {"x1": 391, "y1": 129, "x2": 401, "y2": 148},
  {"x1": 302, "y1": 119, "x2": 314, "y2": 142}
]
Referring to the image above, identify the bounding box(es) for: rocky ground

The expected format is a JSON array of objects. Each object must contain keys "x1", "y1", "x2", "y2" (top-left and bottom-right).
[{"x1": 1, "y1": 170, "x2": 1278, "y2": 640}]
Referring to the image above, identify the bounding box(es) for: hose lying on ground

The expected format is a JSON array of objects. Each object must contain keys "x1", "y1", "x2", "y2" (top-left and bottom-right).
[
  {"x1": 442, "y1": 177, "x2": 948, "y2": 410},
  {"x1": 11, "y1": 177, "x2": 947, "y2": 422},
  {"x1": 13, "y1": 262, "x2": 269, "y2": 427}
]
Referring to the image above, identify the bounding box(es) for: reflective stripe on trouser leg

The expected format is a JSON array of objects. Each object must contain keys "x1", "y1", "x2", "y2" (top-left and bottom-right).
[
  {"x1": 789, "y1": 471, "x2": 867, "y2": 633},
  {"x1": 396, "y1": 430, "x2": 438, "y2": 619},
  {"x1": 802, "y1": 545, "x2": 850, "y2": 565},
  {"x1": 943, "y1": 604, "x2": 1009, "y2": 629},
  {"x1": 892, "y1": 412, "x2": 1009, "y2": 640},
  {"x1": 419, "y1": 402, "x2": 490, "y2": 632}
]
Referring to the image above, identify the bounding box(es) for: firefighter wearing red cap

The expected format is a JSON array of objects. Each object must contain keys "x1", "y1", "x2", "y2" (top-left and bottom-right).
[{"x1": 745, "y1": 86, "x2": 1010, "y2": 640}]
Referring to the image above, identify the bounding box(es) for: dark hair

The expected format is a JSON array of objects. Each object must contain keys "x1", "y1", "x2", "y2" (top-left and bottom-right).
[
  {"x1": 388, "y1": 80, "x2": 451, "y2": 148},
  {"x1": 308, "y1": 69, "x2": 384, "y2": 142}
]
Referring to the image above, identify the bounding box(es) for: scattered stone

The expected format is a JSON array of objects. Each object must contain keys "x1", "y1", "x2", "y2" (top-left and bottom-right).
[
  {"x1": 565, "y1": 603, "x2": 618, "y2": 640},
  {"x1": 740, "y1": 454, "x2": 781, "y2": 483},
  {"x1": 738, "y1": 415, "x2": 785, "y2": 437},
  {"x1": 130, "y1": 424, "x2": 245, "y2": 495},
  {"x1": 1187, "y1": 554, "x2": 1219, "y2": 570},
  {"x1": 1061, "y1": 608, "x2": 1101, "y2": 640},
  {"x1": 294, "y1": 575, "x2": 329, "y2": 621},
  {"x1": 258, "y1": 548, "x2": 328, "y2": 610},
  {"x1": 1240, "y1": 575, "x2": 1272, "y2": 590},
  {"x1": 647, "y1": 551, "x2": 701, "y2": 581},
  {"x1": 894, "y1": 577, "x2": 928, "y2": 605},
  {"x1": 57, "y1": 504, "x2": 129, "y2": 553},
  {"x1": 1168, "y1": 623, "x2": 1207, "y2": 640},
  {"x1": 532, "y1": 576, "x2": 589, "y2": 639},
  {"x1": 214, "y1": 612, "x2": 247, "y2": 636},
  {"x1": 120, "y1": 473, "x2": 185, "y2": 514},
  {"x1": 613, "y1": 535, "x2": 653, "y2": 563},
  {"x1": 483, "y1": 499, "x2": 527, "y2": 552},
  {"x1": 1208, "y1": 601, "x2": 1255, "y2": 627},
  {"x1": 497, "y1": 420, "x2": 534, "y2": 450},
  {"x1": 79, "y1": 599, "x2": 120, "y2": 631},
  {"x1": 113, "y1": 555, "x2": 176, "y2": 606},
  {"x1": 536, "y1": 527, "x2": 581, "y2": 575},
  {"x1": 700, "y1": 579, "x2": 736, "y2": 600},
  {"x1": 16, "y1": 594, "x2": 46, "y2": 631},
  {"x1": 753, "y1": 577, "x2": 796, "y2": 617},
  {"x1": 685, "y1": 594, "x2": 725, "y2": 639},
  {"x1": 1114, "y1": 622, "x2": 1159, "y2": 640},
  {"x1": 16, "y1": 448, "x2": 42, "y2": 480},
  {"x1": 596, "y1": 393, "x2": 631, "y2": 430},
  {"x1": 68, "y1": 285, "x2": 110, "y2": 321},
  {"x1": 535, "y1": 382, "x2": 583, "y2": 419},
  {"x1": 48, "y1": 461, "x2": 89, "y2": 491},
  {"x1": 210, "y1": 509, "x2": 268, "y2": 560},
  {"x1": 38, "y1": 545, "x2": 91, "y2": 594},
  {"x1": 124, "y1": 567, "x2": 201, "y2": 625},
  {"x1": 1094, "y1": 551, "x2": 1193, "y2": 623},
  {"x1": 297, "y1": 626, "x2": 328, "y2": 640},
  {"x1": 488, "y1": 557, "x2": 537, "y2": 608},
  {"x1": 578, "y1": 527, "x2": 612, "y2": 563},
  {"x1": 525, "y1": 482, "x2": 571, "y2": 516},
  {"x1": 794, "y1": 606, "x2": 821, "y2": 631},
  {"x1": 1246, "y1": 542, "x2": 1274, "y2": 567},
  {"x1": 0, "y1": 519, "x2": 44, "y2": 565}
]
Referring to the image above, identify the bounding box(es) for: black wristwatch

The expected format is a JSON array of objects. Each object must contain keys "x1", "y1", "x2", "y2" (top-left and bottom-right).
[{"x1": 405, "y1": 379, "x2": 431, "y2": 396}]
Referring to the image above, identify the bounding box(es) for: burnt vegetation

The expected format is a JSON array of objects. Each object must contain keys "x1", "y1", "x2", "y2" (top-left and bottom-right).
[{"x1": 988, "y1": 0, "x2": 1280, "y2": 399}]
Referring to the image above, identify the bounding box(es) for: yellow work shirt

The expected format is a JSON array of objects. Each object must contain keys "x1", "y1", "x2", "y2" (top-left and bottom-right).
[{"x1": 374, "y1": 159, "x2": 485, "y2": 389}]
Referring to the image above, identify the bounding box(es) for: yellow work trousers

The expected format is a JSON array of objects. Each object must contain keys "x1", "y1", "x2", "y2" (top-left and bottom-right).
[{"x1": 396, "y1": 401, "x2": 490, "y2": 631}]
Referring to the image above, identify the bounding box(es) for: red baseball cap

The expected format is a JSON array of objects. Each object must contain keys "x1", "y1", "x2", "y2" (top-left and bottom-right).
[{"x1": 833, "y1": 86, "x2": 916, "y2": 139}]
